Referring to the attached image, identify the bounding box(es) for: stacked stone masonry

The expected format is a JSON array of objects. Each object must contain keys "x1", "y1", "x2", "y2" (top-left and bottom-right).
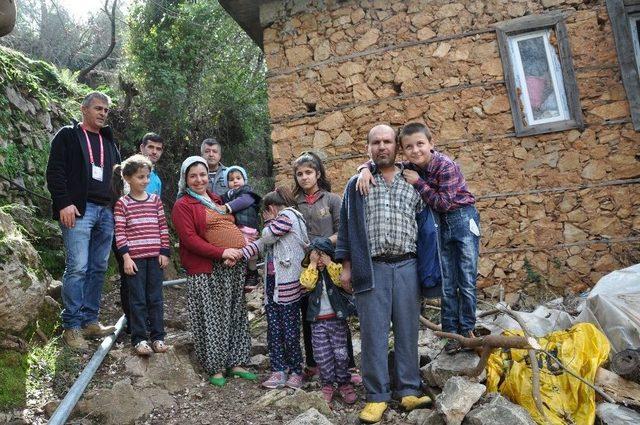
[{"x1": 261, "y1": 0, "x2": 640, "y2": 296}]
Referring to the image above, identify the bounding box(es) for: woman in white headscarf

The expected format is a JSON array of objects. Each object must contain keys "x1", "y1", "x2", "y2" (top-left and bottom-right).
[{"x1": 172, "y1": 156, "x2": 256, "y2": 386}]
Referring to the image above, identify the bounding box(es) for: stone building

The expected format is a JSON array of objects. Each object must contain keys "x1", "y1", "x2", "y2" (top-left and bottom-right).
[{"x1": 220, "y1": 0, "x2": 640, "y2": 299}]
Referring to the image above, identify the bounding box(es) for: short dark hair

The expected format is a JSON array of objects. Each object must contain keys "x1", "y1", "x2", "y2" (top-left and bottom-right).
[
  {"x1": 141, "y1": 132, "x2": 163, "y2": 146},
  {"x1": 200, "y1": 138, "x2": 221, "y2": 154},
  {"x1": 398, "y1": 122, "x2": 432, "y2": 143}
]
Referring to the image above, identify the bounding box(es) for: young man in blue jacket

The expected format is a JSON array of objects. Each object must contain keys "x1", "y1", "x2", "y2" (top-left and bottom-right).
[{"x1": 335, "y1": 124, "x2": 430, "y2": 423}]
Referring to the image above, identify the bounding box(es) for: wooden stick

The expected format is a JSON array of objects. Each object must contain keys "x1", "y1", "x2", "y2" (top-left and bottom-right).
[{"x1": 538, "y1": 349, "x2": 615, "y2": 403}]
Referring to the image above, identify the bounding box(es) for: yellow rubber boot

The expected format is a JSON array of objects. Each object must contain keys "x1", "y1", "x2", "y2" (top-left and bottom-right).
[
  {"x1": 359, "y1": 402, "x2": 388, "y2": 423},
  {"x1": 400, "y1": 395, "x2": 432, "y2": 411}
]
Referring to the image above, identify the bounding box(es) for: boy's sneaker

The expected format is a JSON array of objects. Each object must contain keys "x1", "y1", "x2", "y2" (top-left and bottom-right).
[
  {"x1": 338, "y1": 383, "x2": 357, "y2": 404},
  {"x1": 285, "y1": 372, "x2": 304, "y2": 389},
  {"x1": 244, "y1": 270, "x2": 259, "y2": 292},
  {"x1": 444, "y1": 338, "x2": 461, "y2": 355},
  {"x1": 62, "y1": 329, "x2": 89, "y2": 351},
  {"x1": 321, "y1": 385, "x2": 335, "y2": 403},
  {"x1": 262, "y1": 371, "x2": 287, "y2": 389},
  {"x1": 82, "y1": 322, "x2": 116, "y2": 338},
  {"x1": 135, "y1": 341, "x2": 153, "y2": 356}
]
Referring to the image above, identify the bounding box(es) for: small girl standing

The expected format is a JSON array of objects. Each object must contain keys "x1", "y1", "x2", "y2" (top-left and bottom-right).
[
  {"x1": 114, "y1": 154, "x2": 170, "y2": 356},
  {"x1": 300, "y1": 237, "x2": 357, "y2": 404},
  {"x1": 242, "y1": 186, "x2": 309, "y2": 389}
]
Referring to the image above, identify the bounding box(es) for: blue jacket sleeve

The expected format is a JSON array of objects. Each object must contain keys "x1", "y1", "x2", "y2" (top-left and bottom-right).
[{"x1": 335, "y1": 181, "x2": 351, "y2": 262}]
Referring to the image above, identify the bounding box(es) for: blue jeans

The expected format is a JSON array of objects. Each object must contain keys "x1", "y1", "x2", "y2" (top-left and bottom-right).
[
  {"x1": 60, "y1": 202, "x2": 114, "y2": 329},
  {"x1": 355, "y1": 259, "x2": 421, "y2": 402},
  {"x1": 126, "y1": 257, "x2": 165, "y2": 345},
  {"x1": 439, "y1": 205, "x2": 480, "y2": 335}
]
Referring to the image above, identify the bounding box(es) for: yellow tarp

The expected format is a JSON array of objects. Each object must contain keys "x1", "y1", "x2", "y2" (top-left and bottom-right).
[{"x1": 486, "y1": 322, "x2": 610, "y2": 425}]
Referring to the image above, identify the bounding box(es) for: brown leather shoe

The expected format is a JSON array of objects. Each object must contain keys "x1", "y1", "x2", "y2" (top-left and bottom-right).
[
  {"x1": 62, "y1": 329, "x2": 89, "y2": 351},
  {"x1": 82, "y1": 322, "x2": 116, "y2": 338}
]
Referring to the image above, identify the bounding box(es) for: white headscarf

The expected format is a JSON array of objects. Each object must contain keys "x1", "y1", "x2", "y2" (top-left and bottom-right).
[{"x1": 177, "y1": 156, "x2": 209, "y2": 198}]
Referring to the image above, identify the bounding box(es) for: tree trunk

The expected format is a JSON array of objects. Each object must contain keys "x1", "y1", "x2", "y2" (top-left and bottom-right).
[
  {"x1": 0, "y1": 0, "x2": 17, "y2": 37},
  {"x1": 77, "y1": 0, "x2": 117, "y2": 83}
]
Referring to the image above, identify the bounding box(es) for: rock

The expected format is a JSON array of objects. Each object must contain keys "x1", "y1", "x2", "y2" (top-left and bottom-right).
[
  {"x1": 354, "y1": 29, "x2": 380, "y2": 51},
  {"x1": 256, "y1": 389, "x2": 289, "y2": 408},
  {"x1": 465, "y1": 393, "x2": 535, "y2": 424},
  {"x1": 407, "y1": 408, "x2": 433, "y2": 424},
  {"x1": 596, "y1": 402, "x2": 640, "y2": 424},
  {"x1": 0, "y1": 210, "x2": 49, "y2": 333},
  {"x1": 5, "y1": 86, "x2": 36, "y2": 115},
  {"x1": 46, "y1": 280, "x2": 62, "y2": 301},
  {"x1": 251, "y1": 341, "x2": 268, "y2": 356},
  {"x1": 563, "y1": 223, "x2": 588, "y2": 243},
  {"x1": 433, "y1": 43, "x2": 451, "y2": 58},
  {"x1": 165, "y1": 330, "x2": 193, "y2": 353},
  {"x1": 581, "y1": 161, "x2": 607, "y2": 180},
  {"x1": 434, "y1": 376, "x2": 485, "y2": 425},
  {"x1": 286, "y1": 46, "x2": 313, "y2": 67},
  {"x1": 334, "y1": 131, "x2": 354, "y2": 146},
  {"x1": 245, "y1": 289, "x2": 263, "y2": 311},
  {"x1": 423, "y1": 409, "x2": 447, "y2": 425},
  {"x1": 287, "y1": 407, "x2": 334, "y2": 425},
  {"x1": 248, "y1": 354, "x2": 270, "y2": 369},
  {"x1": 314, "y1": 40, "x2": 331, "y2": 62},
  {"x1": 274, "y1": 390, "x2": 332, "y2": 417},
  {"x1": 482, "y1": 95, "x2": 510, "y2": 115},
  {"x1": 83, "y1": 378, "x2": 175, "y2": 425},
  {"x1": 421, "y1": 351, "x2": 485, "y2": 387},
  {"x1": 590, "y1": 101, "x2": 629, "y2": 120},
  {"x1": 124, "y1": 346, "x2": 200, "y2": 392},
  {"x1": 258, "y1": 389, "x2": 332, "y2": 417},
  {"x1": 317, "y1": 111, "x2": 345, "y2": 131}
]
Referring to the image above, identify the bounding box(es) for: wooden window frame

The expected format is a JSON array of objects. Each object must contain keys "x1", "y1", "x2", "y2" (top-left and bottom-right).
[
  {"x1": 607, "y1": 0, "x2": 640, "y2": 130},
  {"x1": 496, "y1": 12, "x2": 584, "y2": 137}
]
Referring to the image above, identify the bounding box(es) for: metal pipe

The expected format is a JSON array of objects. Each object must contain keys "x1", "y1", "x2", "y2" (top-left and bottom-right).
[
  {"x1": 48, "y1": 314, "x2": 127, "y2": 425},
  {"x1": 48, "y1": 270, "x2": 257, "y2": 422},
  {"x1": 162, "y1": 278, "x2": 187, "y2": 287}
]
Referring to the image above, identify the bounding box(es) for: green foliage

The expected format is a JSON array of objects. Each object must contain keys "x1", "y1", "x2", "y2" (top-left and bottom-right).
[
  {"x1": 0, "y1": 350, "x2": 28, "y2": 409},
  {"x1": 122, "y1": 0, "x2": 273, "y2": 198},
  {"x1": 524, "y1": 258, "x2": 543, "y2": 284}
]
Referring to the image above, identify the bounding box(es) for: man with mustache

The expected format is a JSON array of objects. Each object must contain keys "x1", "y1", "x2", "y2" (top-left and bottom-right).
[
  {"x1": 336, "y1": 124, "x2": 431, "y2": 423},
  {"x1": 46, "y1": 91, "x2": 121, "y2": 350}
]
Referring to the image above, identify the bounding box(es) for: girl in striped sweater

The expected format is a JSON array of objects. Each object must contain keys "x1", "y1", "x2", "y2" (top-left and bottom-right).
[
  {"x1": 114, "y1": 154, "x2": 170, "y2": 356},
  {"x1": 242, "y1": 186, "x2": 309, "y2": 389}
]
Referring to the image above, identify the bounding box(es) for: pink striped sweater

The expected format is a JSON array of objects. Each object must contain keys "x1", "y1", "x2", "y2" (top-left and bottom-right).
[{"x1": 114, "y1": 194, "x2": 170, "y2": 259}]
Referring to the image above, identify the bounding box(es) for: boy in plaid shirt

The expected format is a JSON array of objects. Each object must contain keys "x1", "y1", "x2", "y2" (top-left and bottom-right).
[{"x1": 358, "y1": 122, "x2": 480, "y2": 355}]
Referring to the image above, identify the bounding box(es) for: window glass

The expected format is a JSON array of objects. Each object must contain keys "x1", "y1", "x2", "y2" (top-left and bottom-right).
[
  {"x1": 509, "y1": 30, "x2": 569, "y2": 126},
  {"x1": 629, "y1": 14, "x2": 640, "y2": 75}
]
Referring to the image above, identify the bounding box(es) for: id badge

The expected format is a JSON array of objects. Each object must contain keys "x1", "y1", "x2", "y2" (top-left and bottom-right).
[{"x1": 92, "y1": 164, "x2": 104, "y2": 182}]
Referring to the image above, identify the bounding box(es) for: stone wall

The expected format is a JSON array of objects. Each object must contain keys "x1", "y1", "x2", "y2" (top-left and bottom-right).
[{"x1": 259, "y1": 0, "x2": 640, "y2": 298}]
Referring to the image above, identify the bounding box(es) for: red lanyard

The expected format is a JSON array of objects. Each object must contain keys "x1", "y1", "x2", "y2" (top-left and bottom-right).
[{"x1": 81, "y1": 125, "x2": 104, "y2": 167}]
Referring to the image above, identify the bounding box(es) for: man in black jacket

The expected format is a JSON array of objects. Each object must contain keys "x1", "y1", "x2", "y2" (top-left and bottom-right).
[{"x1": 46, "y1": 92, "x2": 121, "y2": 350}]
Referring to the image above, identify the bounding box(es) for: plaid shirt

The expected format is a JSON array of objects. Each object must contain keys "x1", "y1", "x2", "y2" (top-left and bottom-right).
[
  {"x1": 365, "y1": 169, "x2": 424, "y2": 257},
  {"x1": 410, "y1": 152, "x2": 475, "y2": 212}
]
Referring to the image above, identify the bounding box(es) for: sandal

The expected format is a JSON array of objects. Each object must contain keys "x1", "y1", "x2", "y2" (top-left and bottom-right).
[
  {"x1": 152, "y1": 340, "x2": 168, "y2": 353},
  {"x1": 228, "y1": 368, "x2": 257, "y2": 381}
]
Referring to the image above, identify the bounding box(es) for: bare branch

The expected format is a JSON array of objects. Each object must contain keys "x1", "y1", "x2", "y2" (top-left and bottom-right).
[{"x1": 77, "y1": 0, "x2": 118, "y2": 82}]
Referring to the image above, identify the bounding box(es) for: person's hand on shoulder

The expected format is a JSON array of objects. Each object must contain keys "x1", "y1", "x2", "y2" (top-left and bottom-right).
[{"x1": 356, "y1": 167, "x2": 376, "y2": 196}]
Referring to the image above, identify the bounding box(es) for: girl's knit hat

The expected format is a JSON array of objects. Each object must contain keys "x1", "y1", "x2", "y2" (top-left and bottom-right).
[
  {"x1": 177, "y1": 156, "x2": 209, "y2": 198},
  {"x1": 223, "y1": 165, "x2": 248, "y2": 184}
]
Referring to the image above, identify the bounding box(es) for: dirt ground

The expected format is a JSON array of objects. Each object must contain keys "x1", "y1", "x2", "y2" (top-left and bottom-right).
[{"x1": 17, "y1": 276, "x2": 427, "y2": 425}]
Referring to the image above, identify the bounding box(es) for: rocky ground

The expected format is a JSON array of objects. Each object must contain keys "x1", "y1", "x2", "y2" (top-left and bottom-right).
[{"x1": 4, "y1": 276, "x2": 444, "y2": 425}]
